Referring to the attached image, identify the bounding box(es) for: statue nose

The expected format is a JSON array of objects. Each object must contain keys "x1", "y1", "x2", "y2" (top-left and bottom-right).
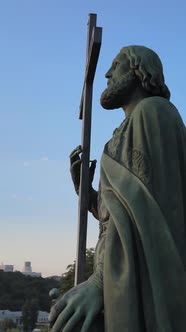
[{"x1": 105, "y1": 68, "x2": 112, "y2": 78}]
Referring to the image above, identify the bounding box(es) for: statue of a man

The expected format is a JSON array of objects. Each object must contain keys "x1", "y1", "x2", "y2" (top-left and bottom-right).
[{"x1": 49, "y1": 45, "x2": 186, "y2": 332}]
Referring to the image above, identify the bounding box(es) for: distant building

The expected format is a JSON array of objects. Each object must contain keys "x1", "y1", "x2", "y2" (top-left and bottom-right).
[
  {"x1": 0, "y1": 310, "x2": 49, "y2": 331},
  {"x1": 46, "y1": 275, "x2": 62, "y2": 281},
  {"x1": 23, "y1": 261, "x2": 32, "y2": 274},
  {"x1": 0, "y1": 310, "x2": 23, "y2": 330},
  {"x1": 0, "y1": 261, "x2": 42, "y2": 277},
  {"x1": 35, "y1": 311, "x2": 49, "y2": 329},
  {"x1": 0, "y1": 264, "x2": 14, "y2": 272},
  {"x1": 22, "y1": 262, "x2": 42, "y2": 278}
]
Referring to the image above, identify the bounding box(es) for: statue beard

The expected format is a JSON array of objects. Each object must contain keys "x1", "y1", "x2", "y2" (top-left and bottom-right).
[{"x1": 100, "y1": 71, "x2": 137, "y2": 110}]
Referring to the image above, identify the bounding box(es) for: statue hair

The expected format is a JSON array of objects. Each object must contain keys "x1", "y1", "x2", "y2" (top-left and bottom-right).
[{"x1": 120, "y1": 46, "x2": 171, "y2": 100}]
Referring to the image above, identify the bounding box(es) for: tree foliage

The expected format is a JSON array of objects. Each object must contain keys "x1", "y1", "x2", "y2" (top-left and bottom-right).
[
  {"x1": 0, "y1": 271, "x2": 60, "y2": 311},
  {"x1": 60, "y1": 248, "x2": 95, "y2": 295},
  {"x1": 22, "y1": 298, "x2": 39, "y2": 332},
  {"x1": 0, "y1": 249, "x2": 95, "y2": 313},
  {"x1": 0, "y1": 319, "x2": 16, "y2": 332}
]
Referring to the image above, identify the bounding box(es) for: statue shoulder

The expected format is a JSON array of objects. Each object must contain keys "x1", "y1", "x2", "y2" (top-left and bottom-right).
[
  {"x1": 135, "y1": 96, "x2": 171, "y2": 112},
  {"x1": 132, "y1": 96, "x2": 179, "y2": 122},
  {"x1": 131, "y1": 96, "x2": 185, "y2": 137}
]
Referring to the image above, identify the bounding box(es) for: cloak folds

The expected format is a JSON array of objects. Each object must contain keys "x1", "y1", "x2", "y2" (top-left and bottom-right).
[{"x1": 97, "y1": 97, "x2": 186, "y2": 331}]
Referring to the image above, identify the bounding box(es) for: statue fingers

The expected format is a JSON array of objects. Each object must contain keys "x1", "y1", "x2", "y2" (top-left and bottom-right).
[
  {"x1": 62, "y1": 311, "x2": 83, "y2": 332},
  {"x1": 69, "y1": 146, "x2": 82, "y2": 165},
  {"x1": 49, "y1": 288, "x2": 60, "y2": 306},
  {"x1": 89, "y1": 159, "x2": 97, "y2": 170},
  {"x1": 69, "y1": 145, "x2": 82, "y2": 158},
  {"x1": 51, "y1": 306, "x2": 74, "y2": 332},
  {"x1": 81, "y1": 313, "x2": 94, "y2": 332},
  {"x1": 70, "y1": 160, "x2": 82, "y2": 194},
  {"x1": 89, "y1": 159, "x2": 97, "y2": 184},
  {"x1": 48, "y1": 297, "x2": 67, "y2": 326},
  {"x1": 70, "y1": 159, "x2": 82, "y2": 173}
]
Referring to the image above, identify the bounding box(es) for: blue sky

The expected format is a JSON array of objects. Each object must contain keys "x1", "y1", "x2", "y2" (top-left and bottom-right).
[{"x1": 0, "y1": 0, "x2": 186, "y2": 277}]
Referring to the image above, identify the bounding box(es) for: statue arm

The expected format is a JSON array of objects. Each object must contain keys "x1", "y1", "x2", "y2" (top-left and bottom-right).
[
  {"x1": 88, "y1": 227, "x2": 105, "y2": 292},
  {"x1": 89, "y1": 188, "x2": 99, "y2": 220},
  {"x1": 70, "y1": 145, "x2": 99, "y2": 220}
]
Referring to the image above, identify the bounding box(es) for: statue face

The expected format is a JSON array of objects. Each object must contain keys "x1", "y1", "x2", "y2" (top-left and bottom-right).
[
  {"x1": 100, "y1": 51, "x2": 137, "y2": 110},
  {"x1": 105, "y1": 52, "x2": 130, "y2": 87}
]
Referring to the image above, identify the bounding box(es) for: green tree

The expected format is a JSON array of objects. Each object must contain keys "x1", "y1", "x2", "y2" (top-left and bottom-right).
[
  {"x1": 0, "y1": 271, "x2": 60, "y2": 311},
  {"x1": 85, "y1": 247, "x2": 94, "y2": 279},
  {"x1": 22, "y1": 298, "x2": 39, "y2": 332},
  {"x1": 40, "y1": 327, "x2": 49, "y2": 332},
  {"x1": 0, "y1": 319, "x2": 16, "y2": 332},
  {"x1": 60, "y1": 248, "x2": 95, "y2": 295}
]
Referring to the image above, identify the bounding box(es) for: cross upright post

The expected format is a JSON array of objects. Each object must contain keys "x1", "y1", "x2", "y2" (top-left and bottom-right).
[{"x1": 75, "y1": 14, "x2": 102, "y2": 286}]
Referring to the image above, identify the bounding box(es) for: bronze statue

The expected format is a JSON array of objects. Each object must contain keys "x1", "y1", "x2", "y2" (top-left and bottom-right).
[{"x1": 49, "y1": 45, "x2": 186, "y2": 331}]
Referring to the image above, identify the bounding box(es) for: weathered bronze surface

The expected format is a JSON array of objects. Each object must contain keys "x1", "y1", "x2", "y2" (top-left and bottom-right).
[{"x1": 49, "y1": 45, "x2": 186, "y2": 331}]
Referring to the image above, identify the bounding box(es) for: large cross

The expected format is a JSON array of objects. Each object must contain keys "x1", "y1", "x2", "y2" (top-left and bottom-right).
[{"x1": 75, "y1": 14, "x2": 102, "y2": 285}]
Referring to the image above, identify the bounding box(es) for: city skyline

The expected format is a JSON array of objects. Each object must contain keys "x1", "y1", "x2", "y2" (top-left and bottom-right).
[{"x1": 0, "y1": 261, "x2": 41, "y2": 277}]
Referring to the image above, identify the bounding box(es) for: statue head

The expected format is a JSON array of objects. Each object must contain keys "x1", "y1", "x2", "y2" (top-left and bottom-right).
[{"x1": 100, "y1": 45, "x2": 170, "y2": 110}]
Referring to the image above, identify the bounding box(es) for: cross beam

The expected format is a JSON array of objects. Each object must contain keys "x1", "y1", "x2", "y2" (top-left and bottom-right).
[{"x1": 75, "y1": 14, "x2": 102, "y2": 285}]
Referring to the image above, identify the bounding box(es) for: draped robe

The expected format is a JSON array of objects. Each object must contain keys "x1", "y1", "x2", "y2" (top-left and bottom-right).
[{"x1": 93, "y1": 96, "x2": 186, "y2": 331}]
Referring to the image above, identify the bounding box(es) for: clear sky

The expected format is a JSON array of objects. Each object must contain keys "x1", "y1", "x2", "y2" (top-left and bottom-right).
[{"x1": 0, "y1": 0, "x2": 186, "y2": 277}]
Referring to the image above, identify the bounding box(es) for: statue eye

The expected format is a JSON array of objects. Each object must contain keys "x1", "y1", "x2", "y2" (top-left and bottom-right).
[{"x1": 113, "y1": 61, "x2": 119, "y2": 69}]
